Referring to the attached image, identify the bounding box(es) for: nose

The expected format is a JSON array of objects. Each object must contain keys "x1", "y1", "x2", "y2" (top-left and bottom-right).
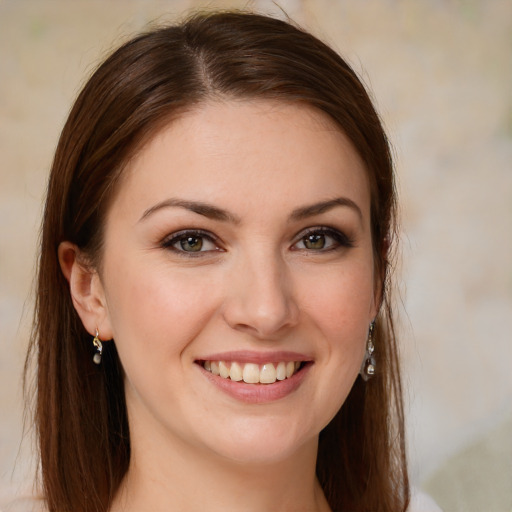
[{"x1": 222, "y1": 249, "x2": 299, "y2": 339}]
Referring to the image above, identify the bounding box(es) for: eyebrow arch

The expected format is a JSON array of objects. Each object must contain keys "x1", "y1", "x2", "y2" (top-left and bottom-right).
[
  {"x1": 290, "y1": 197, "x2": 363, "y2": 223},
  {"x1": 139, "y1": 198, "x2": 241, "y2": 224}
]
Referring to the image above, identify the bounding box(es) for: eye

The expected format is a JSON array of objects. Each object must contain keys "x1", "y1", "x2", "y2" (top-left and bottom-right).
[
  {"x1": 293, "y1": 228, "x2": 354, "y2": 252},
  {"x1": 162, "y1": 230, "x2": 220, "y2": 254},
  {"x1": 301, "y1": 233, "x2": 329, "y2": 250}
]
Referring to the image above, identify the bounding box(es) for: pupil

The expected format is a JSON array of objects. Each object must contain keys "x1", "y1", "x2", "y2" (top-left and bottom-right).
[
  {"x1": 181, "y1": 236, "x2": 203, "y2": 252},
  {"x1": 305, "y1": 234, "x2": 325, "y2": 249}
]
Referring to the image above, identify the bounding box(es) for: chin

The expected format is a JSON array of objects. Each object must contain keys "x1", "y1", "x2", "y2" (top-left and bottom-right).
[{"x1": 200, "y1": 416, "x2": 318, "y2": 466}]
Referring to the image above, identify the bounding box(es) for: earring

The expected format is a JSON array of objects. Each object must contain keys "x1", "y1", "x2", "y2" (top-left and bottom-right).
[
  {"x1": 360, "y1": 321, "x2": 376, "y2": 381},
  {"x1": 92, "y1": 329, "x2": 103, "y2": 365}
]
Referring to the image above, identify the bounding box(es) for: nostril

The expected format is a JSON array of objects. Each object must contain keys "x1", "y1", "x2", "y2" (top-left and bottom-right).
[{"x1": 220, "y1": 265, "x2": 299, "y2": 337}]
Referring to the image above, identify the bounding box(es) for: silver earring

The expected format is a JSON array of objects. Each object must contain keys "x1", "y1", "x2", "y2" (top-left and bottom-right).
[
  {"x1": 92, "y1": 329, "x2": 103, "y2": 365},
  {"x1": 360, "y1": 321, "x2": 376, "y2": 381}
]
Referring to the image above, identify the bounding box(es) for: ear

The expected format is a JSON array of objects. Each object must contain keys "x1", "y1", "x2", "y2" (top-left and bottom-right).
[{"x1": 58, "y1": 241, "x2": 114, "y2": 340}]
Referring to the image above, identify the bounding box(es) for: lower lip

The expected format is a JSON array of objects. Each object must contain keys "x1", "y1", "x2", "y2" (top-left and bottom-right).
[{"x1": 198, "y1": 363, "x2": 312, "y2": 404}]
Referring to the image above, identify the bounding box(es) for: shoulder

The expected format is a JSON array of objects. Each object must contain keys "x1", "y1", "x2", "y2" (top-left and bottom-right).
[{"x1": 407, "y1": 488, "x2": 443, "y2": 512}]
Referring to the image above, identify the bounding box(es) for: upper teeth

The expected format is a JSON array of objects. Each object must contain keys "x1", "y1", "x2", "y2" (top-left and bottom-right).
[{"x1": 203, "y1": 361, "x2": 302, "y2": 384}]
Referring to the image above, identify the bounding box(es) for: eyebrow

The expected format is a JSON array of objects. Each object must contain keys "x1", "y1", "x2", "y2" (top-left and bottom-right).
[
  {"x1": 139, "y1": 196, "x2": 363, "y2": 224},
  {"x1": 139, "y1": 198, "x2": 241, "y2": 223},
  {"x1": 290, "y1": 197, "x2": 363, "y2": 223}
]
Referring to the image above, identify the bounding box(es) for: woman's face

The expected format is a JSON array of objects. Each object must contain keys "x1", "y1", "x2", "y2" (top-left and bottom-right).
[{"x1": 98, "y1": 100, "x2": 378, "y2": 465}]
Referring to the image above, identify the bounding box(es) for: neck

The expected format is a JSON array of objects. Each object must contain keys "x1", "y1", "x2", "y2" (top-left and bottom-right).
[{"x1": 111, "y1": 426, "x2": 330, "y2": 512}]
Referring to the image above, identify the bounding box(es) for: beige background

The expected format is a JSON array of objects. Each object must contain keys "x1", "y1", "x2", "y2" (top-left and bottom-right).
[{"x1": 1, "y1": 1, "x2": 511, "y2": 510}]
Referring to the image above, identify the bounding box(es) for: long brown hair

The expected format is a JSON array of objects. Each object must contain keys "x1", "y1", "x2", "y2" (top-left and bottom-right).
[{"x1": 26, "y1": 10, "x2": 409, "y2": 512}]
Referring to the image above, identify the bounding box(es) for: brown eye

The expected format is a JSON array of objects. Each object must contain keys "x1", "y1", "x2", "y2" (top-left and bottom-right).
[
  {"x1": 292, "y1": 228, "x2": 354, "y2": 252},
  {"x1": 303, "y1": 233, "x2": 326, "y2": 250},
  {"x1": 180, "y1": 236, "x2": 203, "y2": 252},
  {"x1": 162, "y1": 230, "x2": 220, "y2": 255}
]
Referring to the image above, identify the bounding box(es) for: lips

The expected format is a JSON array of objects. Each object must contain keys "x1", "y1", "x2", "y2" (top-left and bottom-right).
[
  {"x1": 203, "y1": 360, "x2": 302, "y2": 384},
  {"x1": 195, "y1": 351, "x2": 312, "y2": 403}
]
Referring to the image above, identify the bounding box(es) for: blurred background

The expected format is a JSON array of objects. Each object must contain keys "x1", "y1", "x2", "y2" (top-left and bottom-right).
[{"x1": 1, "y1": 1, "x2": 511, "y2": 510}]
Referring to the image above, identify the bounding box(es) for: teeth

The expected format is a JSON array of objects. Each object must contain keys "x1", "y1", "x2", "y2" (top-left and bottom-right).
[
  {"x1": 260, "y1": 363, "x2": 277, "y2": 384},
  {"x1": 202, "y1": 360, "x2": 304, "y2": 384},
  {"x1": 243, "y1": 363, "x2": 260, "y2": 384},
  {"x1": 219, "y1": 361, "x2": 230, "y2": 379},
  {"x1": 230, "y1": 361, "x2": 243, "y2": 381},
  {"x1": 276, "y1": 362, "x2": 286, "y2": 381}
]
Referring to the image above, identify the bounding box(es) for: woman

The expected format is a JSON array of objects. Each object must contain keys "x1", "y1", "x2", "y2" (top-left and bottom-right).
[{"x1": 26, "y1": 10, "x2": 416, "y2": 512}]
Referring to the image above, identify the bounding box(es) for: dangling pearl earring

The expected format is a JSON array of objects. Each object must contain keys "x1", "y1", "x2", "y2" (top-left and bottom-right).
[
  {"x1": 360, "y1": 321, "x2": 376, "y2": 381},
  {"x1": 92, "y1": 329, "x2": 103, "y2": 365}
]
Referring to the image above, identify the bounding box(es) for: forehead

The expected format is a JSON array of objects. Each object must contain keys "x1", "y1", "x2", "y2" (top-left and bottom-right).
[{"x1": 114, "y1": 99, "x2": 370, "y2": 221}]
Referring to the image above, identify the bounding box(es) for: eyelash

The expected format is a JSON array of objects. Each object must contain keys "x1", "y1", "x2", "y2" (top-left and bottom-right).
[
  {"x1": 292, "y1": 227, "x2": 355, "y2": 252},
  {"x1": 160, "y1": 229, "x2": 222, "y2": 257},
  {"x1": 160, "y1": 226, "x2": 354, "y2": 257}
]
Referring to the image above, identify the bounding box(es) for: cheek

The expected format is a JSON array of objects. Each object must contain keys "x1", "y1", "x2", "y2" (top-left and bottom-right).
[
  {"x1": 298, "y1": 261, "x2": 375, "y2": 339},
  {"x1": 103, "y1": 262, "x2": 220, "y2": 360},
  {"x1": 297, "y1": 261, "x2": 373, "y2": 419},
  {"x1": 102, "y1": 264, "x2": 223, "y2": 427}
]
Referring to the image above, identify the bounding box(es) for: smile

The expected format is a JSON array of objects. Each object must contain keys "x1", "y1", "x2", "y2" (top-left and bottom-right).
[{"x1": 202, "y1": 360, "x2": 303, "y2": 384}]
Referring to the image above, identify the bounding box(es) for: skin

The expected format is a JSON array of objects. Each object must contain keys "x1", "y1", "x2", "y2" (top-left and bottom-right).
[{"x1": 60, "y1": 100, "x2": 379, "y2": 512}]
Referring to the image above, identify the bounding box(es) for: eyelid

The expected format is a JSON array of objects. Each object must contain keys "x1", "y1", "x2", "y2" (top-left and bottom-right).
[
  {"x1": 291, "y1": 226, "x2": 355, "y2": 250},
  {"x1": 161, "y1": 229, "x2": 223, "y2": 255},
  {"x1": 159, "y1": 226, "x2": 353, "y2": 256}
]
